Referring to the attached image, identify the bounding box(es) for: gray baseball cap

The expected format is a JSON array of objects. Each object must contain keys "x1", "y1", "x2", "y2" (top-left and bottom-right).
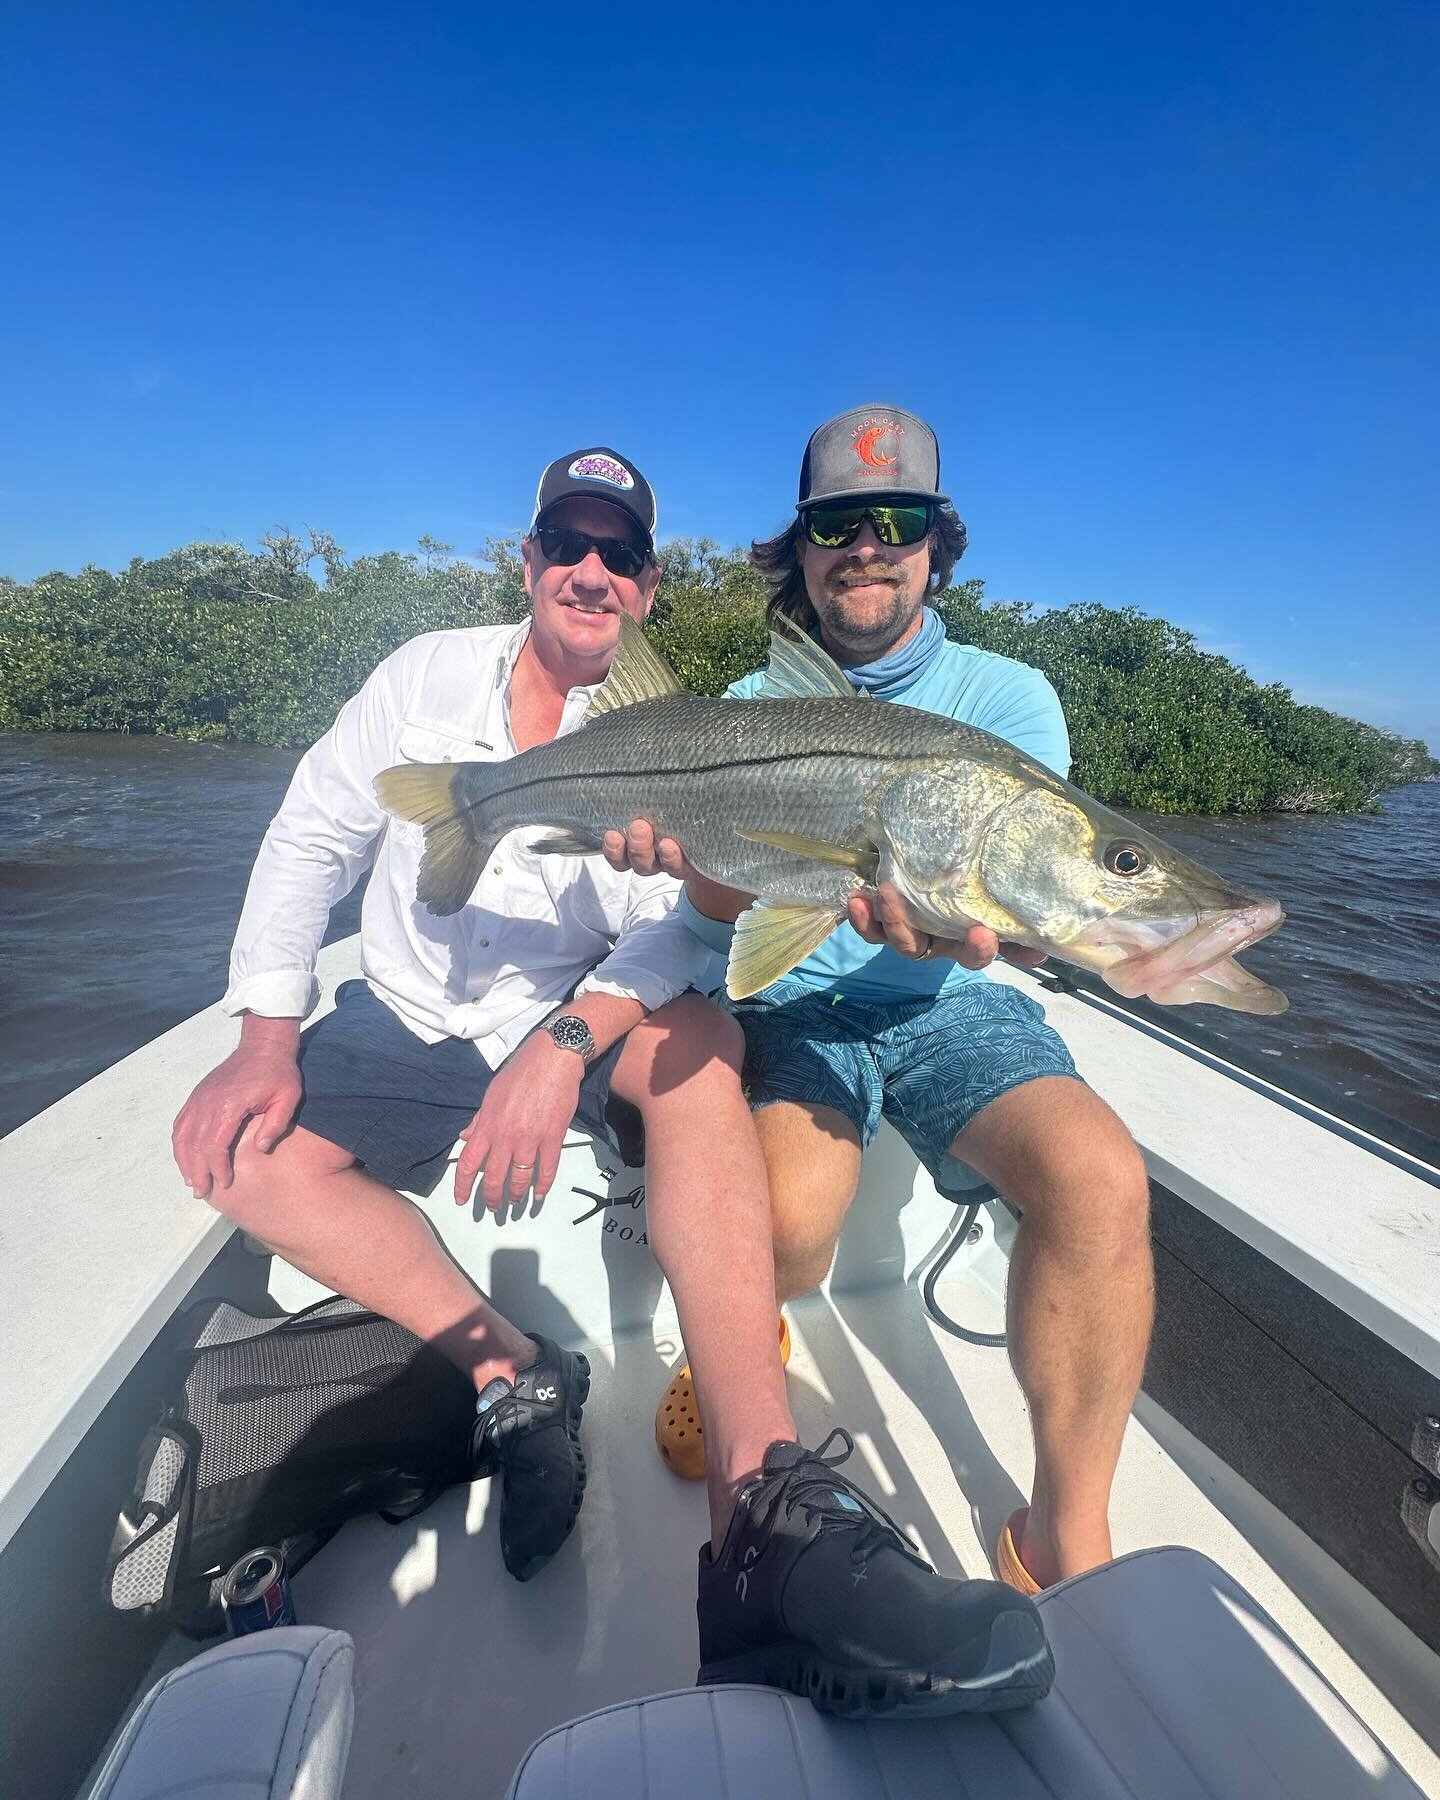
[{"x1": 796, "y1": 404, "x2": 949, "y2": 511}]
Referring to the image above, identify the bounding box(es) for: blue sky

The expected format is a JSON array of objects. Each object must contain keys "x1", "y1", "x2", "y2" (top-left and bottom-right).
[{"x1": 2, "y1": 2, "x2": 1435, "y2": 748}]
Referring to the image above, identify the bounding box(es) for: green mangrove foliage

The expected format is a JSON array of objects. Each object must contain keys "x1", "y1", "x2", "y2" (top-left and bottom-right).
[{"x1": 1, "y1": 534, "x2": 1432, "y2": 813}]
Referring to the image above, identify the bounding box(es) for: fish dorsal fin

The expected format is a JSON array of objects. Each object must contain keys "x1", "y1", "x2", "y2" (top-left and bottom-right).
[
  {"x1": 737, "y1": 828, "x2": 879, "y2": 882},
  {"x1": 583, "y1": 614, "x2": 687, "y2": 722},
  {"x1": 755, "y1": 615, "x2": 869, "y2": 702},
  {"x1": 726, "y1": 899, "x2": 845, "y2": 1000}
]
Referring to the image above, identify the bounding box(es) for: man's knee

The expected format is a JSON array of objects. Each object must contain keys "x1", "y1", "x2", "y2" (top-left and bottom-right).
[
  {"x1": 613, "y1": 992, "x2": 745, "y2": 1105},
  {"x1": 770, "y1": 1207, "x2": 840, "y2": 1290},
  {"x1": 205, "y1": 1124, "x2": 353, "y2": 1228},
  {"x1": 1030, "y1": 1128, "x2": 1150, "y2": 1252},
  {"x1": 769, "y1": 1173, "x2": 850, "y2": 1296},
  {"x1": 964, "y1": 1083, "x2": 1150, "y2": 1248},
  {"x1": 1073, "y1": 1134, "x2": 1151, "y2": 1262},
  {"x1": 759, "y1": 1103, "x2": 862, "y2": 1283},
  {"x1": 655, "y1": 991, "x2": 745, "y2": 1065}
]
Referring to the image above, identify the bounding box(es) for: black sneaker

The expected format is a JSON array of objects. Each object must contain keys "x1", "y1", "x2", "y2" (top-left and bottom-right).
[
  {"x1": 469, "y1": 1335, "x2": 590, "y2": 1583},
  {"x1": 696, "y1": 1429, "x2": 1054, "y2": 1717}
]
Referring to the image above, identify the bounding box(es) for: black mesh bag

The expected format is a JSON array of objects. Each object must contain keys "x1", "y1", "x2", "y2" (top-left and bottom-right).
[{"x1": 105, "y1": 1294, "x2": 476, "y2": 1635}]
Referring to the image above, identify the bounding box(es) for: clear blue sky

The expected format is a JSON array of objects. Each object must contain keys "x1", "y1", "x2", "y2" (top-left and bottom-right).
[{"x1": 3, "y1": 2, "x2": 1435, "y2": 748}]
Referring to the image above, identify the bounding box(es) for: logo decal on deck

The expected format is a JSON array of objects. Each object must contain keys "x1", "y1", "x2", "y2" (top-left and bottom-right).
[{"x1": 571, "y1": 1179, "x2": 648, "y2": 1249}]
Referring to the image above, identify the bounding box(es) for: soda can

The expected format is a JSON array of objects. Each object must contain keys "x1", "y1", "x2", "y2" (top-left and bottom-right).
[{"x1": 220, "y1": 1546, "x2": 297, "y2": 1635}]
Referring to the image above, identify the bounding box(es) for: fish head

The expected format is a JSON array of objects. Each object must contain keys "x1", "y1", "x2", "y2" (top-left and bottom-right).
[{"x1": 924, "y1": 781, "x2": 1289, "y2": 1015}]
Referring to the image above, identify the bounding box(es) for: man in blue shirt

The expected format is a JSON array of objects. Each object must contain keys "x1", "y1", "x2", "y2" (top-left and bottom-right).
[{"x1": 609, "y1": 405, "x2": 1153, "y2": 1594}]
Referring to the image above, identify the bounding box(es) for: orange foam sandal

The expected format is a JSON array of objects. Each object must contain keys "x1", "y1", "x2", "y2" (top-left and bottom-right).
[
  {"x1": 655, "y1": 1314, "x2": 792, "y2": 1480},
  {"x1": 996, "y1": 1506, "x2": 1044, "y2": 1595}
]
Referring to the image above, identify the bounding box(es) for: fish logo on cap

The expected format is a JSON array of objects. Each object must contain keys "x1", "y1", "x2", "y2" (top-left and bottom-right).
[
  {"x1": 568, "y1": 453, "x2": 635, "y2": 491},
  {"x1": 851, "y1": 417, "x2": 904, "y2": 471}
]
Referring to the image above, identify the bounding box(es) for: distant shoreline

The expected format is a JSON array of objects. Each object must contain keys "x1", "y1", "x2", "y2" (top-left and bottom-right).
[{"x1": 3, "y1": 535, "x2": 1433, "y2": 816}]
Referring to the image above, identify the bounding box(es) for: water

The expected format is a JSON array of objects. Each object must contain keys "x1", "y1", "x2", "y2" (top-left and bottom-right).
[
  {"x1": 1, "y1": 731, "x2": 1436, "y2": 1151},
  {"x1": 0, "y1": 732, "x2": 363, "y2": 1138},
  {"x1": 1108, "y1": 790, "x2": 1439, "y2": 1154}
]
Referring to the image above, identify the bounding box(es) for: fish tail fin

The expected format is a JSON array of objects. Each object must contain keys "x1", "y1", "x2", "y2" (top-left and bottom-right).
[{"x1": 374, "y1": 763, "x2": 500, "y2": 915}]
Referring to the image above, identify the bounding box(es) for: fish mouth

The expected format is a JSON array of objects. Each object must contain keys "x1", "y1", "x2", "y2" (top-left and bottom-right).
[{"x1": 1073, "y1": 898, "x2": 1288, "y2": 1013}]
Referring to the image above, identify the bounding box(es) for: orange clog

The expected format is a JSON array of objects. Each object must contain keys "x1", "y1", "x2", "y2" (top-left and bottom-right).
[
  {"x1": 996, "y1": 1506, "x2": 1044, "y2": 1595},
  {"x1": 655, "y1": 1314, "x2": 792, "y2": 1479}
]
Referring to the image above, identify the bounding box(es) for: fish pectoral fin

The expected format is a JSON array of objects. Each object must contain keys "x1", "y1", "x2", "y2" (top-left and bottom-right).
[
  {"x1": 726, "y1": 900, "x2": 845, "y2": 1000},
  {"x1": 583, "y1": 614, "x2": 687, "y2": 721},
  {"x1": 527, "y1": 828, "x2": 607, "y2": 857},
  {"x1": 756, "y1": 616, "x2": 870, "y2": 701},
  {"x1": 736, "y1": 828, "x2": 879, "y2": 880}
]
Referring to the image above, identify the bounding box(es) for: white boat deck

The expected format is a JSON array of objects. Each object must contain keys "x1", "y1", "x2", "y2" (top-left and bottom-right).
[
  {"x1": 2, "y1": 934, "x2": 1438, "y2": 1796},
  {"x1": 125, "y1": 1250, "x2": 1440, "y2": 1799},
  {"x1": 4, "y1": 936, "x2": 1438, "y2": 1563}
]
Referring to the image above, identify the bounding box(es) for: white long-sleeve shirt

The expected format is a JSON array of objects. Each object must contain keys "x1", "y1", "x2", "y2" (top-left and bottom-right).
[{"x1": 224, "y1": 619, "x2": 720, "y2": 1065}]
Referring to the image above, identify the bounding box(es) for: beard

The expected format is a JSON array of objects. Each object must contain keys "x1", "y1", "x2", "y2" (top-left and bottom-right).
[{"x1": 813, "y1": 566, "x2": 924, "y2": 659}]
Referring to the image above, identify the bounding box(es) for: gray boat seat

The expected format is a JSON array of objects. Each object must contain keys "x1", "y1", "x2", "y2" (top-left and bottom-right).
[
  {"x1": 506, "y1": 1546, "x2": 1426, "y2": 1799},
  {"x1": 85, "y1": 1626, "x2": 354, "y2": 1800}
]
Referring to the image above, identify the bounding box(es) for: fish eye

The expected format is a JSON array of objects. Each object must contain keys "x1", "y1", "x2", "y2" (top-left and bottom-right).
[{"x1": 1103, "y1": 841, "x2": 1149, "y2": 878}]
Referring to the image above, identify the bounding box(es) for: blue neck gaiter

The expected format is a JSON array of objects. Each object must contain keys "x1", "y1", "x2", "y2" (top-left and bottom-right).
[{"x1": 826, "y1": 605, "x2": 946, "y2": 698}]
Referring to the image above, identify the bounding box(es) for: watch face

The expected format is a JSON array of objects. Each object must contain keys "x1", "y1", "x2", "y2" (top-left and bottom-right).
[{"x1": 549, "y1": 1015, "x2": 594, "y2": 1057}]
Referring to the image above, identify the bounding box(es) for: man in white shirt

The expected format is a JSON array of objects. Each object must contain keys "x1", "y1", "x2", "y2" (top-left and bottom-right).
[{"x1": 172, "y1": 446, "x2": 1053, "y2": 1714}]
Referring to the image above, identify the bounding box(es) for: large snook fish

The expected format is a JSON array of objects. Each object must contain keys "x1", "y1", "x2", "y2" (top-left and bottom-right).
[{"x1": 375, "y1": 616, "x2": 1288, "y2": 1012}]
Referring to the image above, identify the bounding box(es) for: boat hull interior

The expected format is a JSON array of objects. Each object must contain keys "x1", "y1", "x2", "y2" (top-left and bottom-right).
[{"x1": 2, "y1": 940, "x2": 1437, "y2": 1798}]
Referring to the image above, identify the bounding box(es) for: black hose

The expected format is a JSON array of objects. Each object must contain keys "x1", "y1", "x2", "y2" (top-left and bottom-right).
[{"x1": 919, "y1": 1194, "x2": 1009, "y2": 1349}]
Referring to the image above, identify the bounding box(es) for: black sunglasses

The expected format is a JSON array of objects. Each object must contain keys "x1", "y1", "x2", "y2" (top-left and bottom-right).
[
  {"x1": 802, "y1": 502, "x2": 932, "y2": 549},
  {"x1": 535, "y1": 525, "x2": 650, "y2": 580}
]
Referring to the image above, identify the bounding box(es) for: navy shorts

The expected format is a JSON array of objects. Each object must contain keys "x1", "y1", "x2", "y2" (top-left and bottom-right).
[
  {"x1": 729, "y1": 981, "x2": 1082, "y2": 1198},
  {"x1": 294, "y1": 979, "x2": 644, "y2": 1196}
]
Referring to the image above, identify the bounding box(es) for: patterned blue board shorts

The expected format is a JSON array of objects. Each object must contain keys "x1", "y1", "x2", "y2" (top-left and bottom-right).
[{"x1": 728, "y1": 981, "x2": 1082, "y2": 1198}]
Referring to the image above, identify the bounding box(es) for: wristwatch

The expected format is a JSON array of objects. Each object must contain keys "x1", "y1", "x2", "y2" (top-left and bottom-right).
[{"x1": 541, "y1": 1013, "x2": 597, "y2": 1066}]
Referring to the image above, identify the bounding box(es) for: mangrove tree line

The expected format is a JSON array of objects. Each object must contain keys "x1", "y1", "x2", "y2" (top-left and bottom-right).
[{"x1": 1, "y1": 532, "x2": 1432, "y2": 814}]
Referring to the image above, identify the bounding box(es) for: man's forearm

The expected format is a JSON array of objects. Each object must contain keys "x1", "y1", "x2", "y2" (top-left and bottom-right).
[
  {"x1": 683, "y1": 870, "x2": 751, "y2": 923},
  {"x1": 548, "y1": 990, "x2": 647, "y2": 1060},
  {"x1": 239, "y1": 1012, "x2": 303, "y2": 1056}
]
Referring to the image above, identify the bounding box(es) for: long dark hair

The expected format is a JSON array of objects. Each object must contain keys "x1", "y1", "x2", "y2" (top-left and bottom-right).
[{"x1": 749, "y1": 501, "x2": 969, "y2": 632}]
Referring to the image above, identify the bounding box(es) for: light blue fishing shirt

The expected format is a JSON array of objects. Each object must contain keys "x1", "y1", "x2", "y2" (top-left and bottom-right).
[{"x1": 678, "y1": 607, "x2": 1071, "y2": 1003}]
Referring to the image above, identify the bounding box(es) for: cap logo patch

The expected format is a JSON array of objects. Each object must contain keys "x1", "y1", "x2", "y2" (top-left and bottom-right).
[
  {"x1": 852, "y1": 418, "x2": 903, "y2": 471},
  {"x1": 568, "y1": 454, "x2": 635, "y2": 491}
]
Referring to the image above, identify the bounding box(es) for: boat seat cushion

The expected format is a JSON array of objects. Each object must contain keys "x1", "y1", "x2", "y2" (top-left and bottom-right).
[
  {"x1": 85, "y1": 1626, "x2": 354, "y2": 1800},
  {"x1": 506, "y1": 1546, "x2": 1425, "y2": 1799}
]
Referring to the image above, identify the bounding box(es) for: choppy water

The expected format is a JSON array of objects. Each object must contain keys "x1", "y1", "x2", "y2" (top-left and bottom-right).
[
  {"x1": 1, "y1": 732, "x2": 1436, "y2": 1151},
  {"x1": 1101, "y1": 792, "x2": 1439, "y2": 1154}
]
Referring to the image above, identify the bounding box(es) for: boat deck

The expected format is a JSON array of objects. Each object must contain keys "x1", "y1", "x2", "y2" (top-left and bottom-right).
[
  {"x1": 2, "y1": 936, "x2": 1438, "y2": 1797},
  {"x1": 119, "y1": 1201, "x2": 1440, "y2": 1800}
]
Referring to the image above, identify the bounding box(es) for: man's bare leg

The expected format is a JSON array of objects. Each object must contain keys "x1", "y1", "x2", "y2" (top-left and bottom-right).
[
  {"x1": 214, "y1": 1124, "x2": 536, "y2": 1390},
  {"x1": 611, "y1": 995, "x2": 797, "y2": 1547},
  {"x1": 755, "y1": 1102, "x2": 863, "y2": 1304},
  {"x1": 952, "y1": 1076, "x2": 1153, "y2": 1586}
]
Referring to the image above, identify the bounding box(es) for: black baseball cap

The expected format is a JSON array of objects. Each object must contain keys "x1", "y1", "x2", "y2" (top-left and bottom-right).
[
  {"x1": 530, "y1": 446, "x2": 658, "y2": 550},
  {"x1": 797, "y1": 405, "x2": 949, "y2": 511}
]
